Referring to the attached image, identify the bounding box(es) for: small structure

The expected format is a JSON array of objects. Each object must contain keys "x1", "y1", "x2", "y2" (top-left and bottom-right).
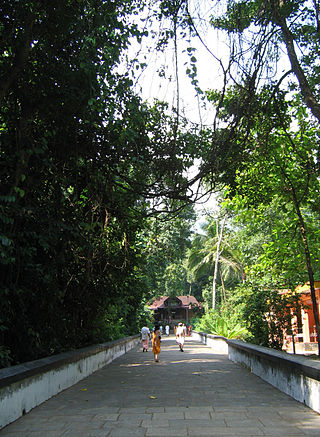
[
  {"x1": 283, "y1": 281, "x2": 320, "y2": 354},
  {"x1": 148, "y1": 295, "x2": 202, "y2": 327}
]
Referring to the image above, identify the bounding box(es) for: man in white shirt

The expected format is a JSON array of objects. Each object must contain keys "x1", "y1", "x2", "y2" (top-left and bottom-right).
[
  {"x1": 176, "y1": 322, "x2": 185, "y2": 352},
  {"x1": 141, "y1": 326, "x2": 151, "y2": 352},
  {"x1": 165, "y1": 324, "x2": 170, "y2": 336}
]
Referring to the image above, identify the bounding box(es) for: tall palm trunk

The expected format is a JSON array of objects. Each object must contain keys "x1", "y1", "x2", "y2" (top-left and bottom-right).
[
  {"x1": 212, "y1": 216, "x2": 226, "y2": 310},
  {"x1": 219, "y1": 269, "x2": 226, "y2": 301}
]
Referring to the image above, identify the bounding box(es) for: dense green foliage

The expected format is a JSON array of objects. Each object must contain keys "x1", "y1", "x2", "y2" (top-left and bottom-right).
[
  {"x1": 0, "y1": 0, "x2": 144, "y2": 365},
  {"x1": 0, "y1": 0, "x2": 205, "y2": 367},
  {"x1": 188, "y1": 0, "x2": 320, "y2": 352},
  {"x1": 193, "y1": 309, "x2": 247, "y2": 339},
  {"x1": 3, "y1": 0, "x2": 320, "y2": 366},
  {"x1": 136, "y1": 206, "x2": 196, "y2": 300},
  {"x1": 187, "y1": 217, "x2": 243, "y2": 309}
]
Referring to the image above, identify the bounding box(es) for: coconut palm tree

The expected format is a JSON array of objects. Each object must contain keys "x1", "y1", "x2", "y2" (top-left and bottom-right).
[{"x1": 187, "y1": 217, "x2": 243, "y2": 309}]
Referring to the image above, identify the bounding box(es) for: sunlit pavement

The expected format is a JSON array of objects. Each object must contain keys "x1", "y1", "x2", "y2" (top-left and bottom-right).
[{"x1": 1, "y1": 336, "x2": 320, "y2": 437}]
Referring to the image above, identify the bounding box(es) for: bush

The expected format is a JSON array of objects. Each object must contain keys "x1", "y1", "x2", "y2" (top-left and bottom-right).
[
  {"x1": 231, "y1": 280, "x2": 300, "y2": 349},
  {"x1": 193, "y1": 310, "x2": 247, "y2": 339},
  {"x1": 0, "y1": 346, "x2": 12, "y2": 368}
]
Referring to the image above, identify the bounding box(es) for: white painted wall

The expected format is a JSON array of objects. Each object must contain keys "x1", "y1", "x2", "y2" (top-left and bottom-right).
[
  {"x1": 228, "y1": 342, "x2": 320, "y2": 414},
  {"x1": 192, "y1": 331, "x2": 320, "y2": 414},
  {"x1": 191, "y1": 331, "x2": 228, "y2": 354},
  {"x1": 0, "y1": 336, "x2": 139, "y2": 430}
]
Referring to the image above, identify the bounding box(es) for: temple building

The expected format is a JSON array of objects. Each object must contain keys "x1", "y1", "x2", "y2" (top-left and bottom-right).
[
  {"x1": 282, "y1": 281, "x2": 320, "y2": 354},
  {"x1": 148, "y1": 295, "x2": 202, "y2": 327}
]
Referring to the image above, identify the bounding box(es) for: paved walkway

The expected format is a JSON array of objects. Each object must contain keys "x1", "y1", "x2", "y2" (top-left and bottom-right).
[{"x1": 1, "y1": 337, "x2": 320, "y2": 437}]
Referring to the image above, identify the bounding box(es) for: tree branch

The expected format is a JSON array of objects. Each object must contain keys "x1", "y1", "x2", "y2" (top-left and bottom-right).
[{"x1": 270, "y1": 1, "x2": 320, "y2": 122}]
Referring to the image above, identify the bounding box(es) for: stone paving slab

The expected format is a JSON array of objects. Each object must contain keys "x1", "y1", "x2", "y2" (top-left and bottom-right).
[{"x1": 1, "y1": 337, "x2": 320, "y2": 436}]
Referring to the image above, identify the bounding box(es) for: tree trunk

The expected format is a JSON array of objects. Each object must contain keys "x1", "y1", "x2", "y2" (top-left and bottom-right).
[
  {"x1": 212, "y1": 216, "x2": 226, "y2": 310},
  {"x1": 219, "y1": 269, "x2": 226, "y2": 301},
  {"x1": 291, "y1": 188, "x2": 320, "y2": 355},
  {"x1": 270, "y1": 1, "x2": 320, "y2": 123}
]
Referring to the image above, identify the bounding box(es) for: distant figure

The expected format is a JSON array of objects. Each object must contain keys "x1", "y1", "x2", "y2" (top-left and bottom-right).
[
  {"x1": 141, "y1": 326, "x2": 150, "y2": 352},
  {"x1": 152, "y1": 324, "x2": 161, "y2": 362},
  {"x1": 165, "y1": 324, "x2": 170, "y2": 336},
  {"x1": 188, "y1": 324, "x2": 192, "y2": 336},
  {"x1": 176, "y1": 322, "x2": 185, "y2": 352},
  {"x1": 159, "y1": 325, "x2": 163, "y2": 335}
]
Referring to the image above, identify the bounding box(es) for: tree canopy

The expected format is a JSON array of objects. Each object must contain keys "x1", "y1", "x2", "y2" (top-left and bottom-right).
[
  {"x1": 2, "y1": 0, "x2": 320, "y2": 365},
  {"x1": 0, "y1": 0, "x2": 202, "y2": 366}
]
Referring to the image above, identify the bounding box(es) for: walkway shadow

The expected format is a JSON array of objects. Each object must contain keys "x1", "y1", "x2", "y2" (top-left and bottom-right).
[{"x1": 1, "y1": 336, "x2": 320, "y2": 436}]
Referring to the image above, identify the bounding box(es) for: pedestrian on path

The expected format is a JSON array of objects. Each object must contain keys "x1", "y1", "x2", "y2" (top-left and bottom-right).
[
  {"x1": 188, "y1": 324, "x2": 192, "y2": 336},
  {"x1": 165, "y1": 324, "x2": 170, "y2": 336},
  {"x1": 152, "y1": 324, "x2": 161, "y2": 362},
  {"x1": 141, "y1": 325, "x2": 150, "y2": 352},
  {"x1": 176, "y1": 322, "x2": 185, "y2": 352}
]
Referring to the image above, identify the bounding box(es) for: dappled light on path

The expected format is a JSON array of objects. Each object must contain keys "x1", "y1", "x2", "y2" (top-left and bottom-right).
[{"x1": 1, "y1": 337, "x2": 320, "y2": 436}]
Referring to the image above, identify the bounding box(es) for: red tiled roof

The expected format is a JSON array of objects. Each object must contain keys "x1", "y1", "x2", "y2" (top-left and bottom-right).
[
  {"x1": 177, "y1": 295, "x2": 200, "y2": 307},
  {"x1": 149, "y1": 295, "x2": 200, "y2": 310},
  {"x1": 148, "y1": 296, "x2": 168, "y2": 310}
]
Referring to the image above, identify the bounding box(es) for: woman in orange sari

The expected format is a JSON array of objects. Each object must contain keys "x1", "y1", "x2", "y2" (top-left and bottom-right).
[{"x1": 152, "y1": 324, "x2": 161, "y2": 362}]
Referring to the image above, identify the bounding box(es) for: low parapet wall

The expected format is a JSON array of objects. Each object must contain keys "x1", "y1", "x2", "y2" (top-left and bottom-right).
[
  {"x1": 192, "y1": 331, "x2": 320, "y2": 414},
  {"x1": 191, "y1": 331, "x2": 228, "y2": 354},
  {"x1": 0, "y1": 335, "x2": 140, "y2": 430}
]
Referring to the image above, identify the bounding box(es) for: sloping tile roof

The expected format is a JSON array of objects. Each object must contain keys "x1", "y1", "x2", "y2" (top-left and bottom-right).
[
  {"x1": 178, "y1": 295, "x2": 200, "y2": 307},
  {"x1": 149, "y1": 295, "x2": 200, "y2": 310},
  {"x1": 149, "y1": 296, "x2": 168, "y2": 310}
]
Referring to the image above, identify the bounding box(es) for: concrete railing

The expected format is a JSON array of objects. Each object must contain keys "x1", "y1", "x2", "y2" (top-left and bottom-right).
[
  {"x1": 191, "y1": 330, "x2": 228, "y2": 354},
  {"x1": 0, "y1": 335, "x2": 140, "y2": 430},
  {"x1": 192, "y1": 331, "x2": 320, "y2": 414}
]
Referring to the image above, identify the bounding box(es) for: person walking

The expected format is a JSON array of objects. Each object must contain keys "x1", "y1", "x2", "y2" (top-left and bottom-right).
[
  {"x1": 141, "y1": 325, "x2": 150, "y2": 352},
  {"x1": 187, "y1": 324, "x2": 192, "y2": 336},
  {"x1": 165, "y1": 324, "x2": 170, "y2": 336},
  {"x1": 176, "y1": 322, "x2": 185, "y2": 352},
  {"x1": 152, "y1": 324, "x2": 161, "y2": 362}
]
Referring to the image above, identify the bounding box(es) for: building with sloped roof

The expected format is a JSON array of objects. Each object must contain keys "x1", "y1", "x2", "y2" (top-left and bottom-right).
[
  {"x1": 148, "y1": 295, "x2": 202, "y2": 327},
  {"x1": 282, "y1": 281, "x2": 320, "y2": 354}
]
